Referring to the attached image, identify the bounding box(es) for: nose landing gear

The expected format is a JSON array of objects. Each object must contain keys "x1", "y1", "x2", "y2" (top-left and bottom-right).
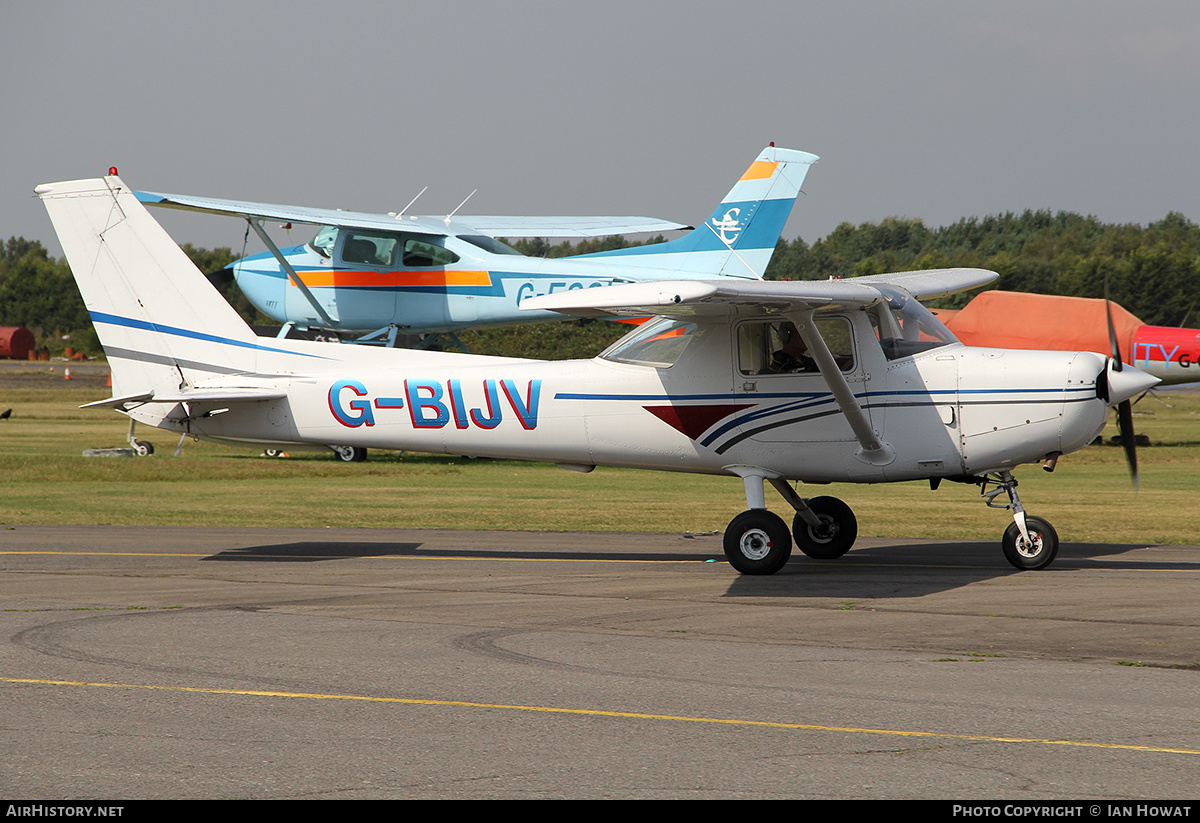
[{"x1": 980, "y1": 471, "x2": 1059, "y2": 570}]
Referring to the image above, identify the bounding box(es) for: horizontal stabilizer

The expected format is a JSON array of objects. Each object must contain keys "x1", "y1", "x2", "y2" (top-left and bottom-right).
[
  {"x1": 80, "y1": 387, "x2": 287, "y2": 409},
  {"x1": 80, "y1": 392, "x2": 155, "y2": 409}
]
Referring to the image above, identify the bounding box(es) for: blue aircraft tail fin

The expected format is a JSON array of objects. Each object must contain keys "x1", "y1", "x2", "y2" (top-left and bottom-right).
[{"x1": 572, "y1": 146, "x2": 818, "y2": 279}]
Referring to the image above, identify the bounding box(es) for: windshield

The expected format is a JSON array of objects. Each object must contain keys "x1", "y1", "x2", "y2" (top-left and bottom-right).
[
  {"x1": 870, "y1": 286, "x2": 958, "y2": 360},
  {"x1": 309, "y1": 225, "x2": 338, "y2": 258},
  {"x1": 601, "y1": 317, "x2": 697, "y2": 368}
]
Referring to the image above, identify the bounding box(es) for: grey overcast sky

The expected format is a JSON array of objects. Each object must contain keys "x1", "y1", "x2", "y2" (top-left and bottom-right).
[{"x1": 6, "y1": 1, "x2": 1200, "y2": 256}]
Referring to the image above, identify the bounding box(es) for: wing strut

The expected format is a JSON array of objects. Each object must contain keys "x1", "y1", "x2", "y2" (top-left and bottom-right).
[
  {"x1": 790, "y1": 309, "x2": 895, "y2": 466},
  {"x1": 246, "y1": 219, "x2": 337, "y2": 328}
]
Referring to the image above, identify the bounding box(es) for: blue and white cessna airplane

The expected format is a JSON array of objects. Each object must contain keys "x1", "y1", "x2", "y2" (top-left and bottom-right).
[
  {"x1": 134, "y1": 145, "x2": 815, "y2": 342},
  {"x1": 38, "y1": 169, "x2": 1157, "y2": 574}
]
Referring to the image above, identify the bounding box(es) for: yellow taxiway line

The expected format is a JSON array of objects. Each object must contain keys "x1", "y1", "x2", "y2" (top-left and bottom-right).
[{"x1": 4, "y1": 676, "x2": 1198, "y2": 756}]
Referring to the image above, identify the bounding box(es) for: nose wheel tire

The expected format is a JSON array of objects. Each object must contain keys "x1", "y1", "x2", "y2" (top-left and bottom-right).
[
  {"x1": 332, "y1": 446, "x2": 368, "y2": 463},
  {"x1": 792, "y1": 496, "x2": 857, "y2": 559},
  {"x1": 724, "y1": 510, "x2": 792, "y2": 575},
  {"x1": 1002, "y1": 516, "x2": 1059, "y2": 570}
]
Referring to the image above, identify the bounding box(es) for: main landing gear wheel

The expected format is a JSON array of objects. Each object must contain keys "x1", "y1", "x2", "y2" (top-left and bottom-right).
[
  {"x1": 793, "y1": 496, "x2": 857, "y2": 559},
  {"x1": 1002, "y1": 516, "x2": 1059, "y2": 570},
  {"x1": 724, "y1": 510, "x2": 792, "y2": 575},
  {"x1": 332, "y1": 446, "x2": 368, "y2": 463}
]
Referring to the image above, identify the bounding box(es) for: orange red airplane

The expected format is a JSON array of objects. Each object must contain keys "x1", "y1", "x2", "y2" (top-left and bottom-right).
[{"x1": 934, "y1": 290, "x2": 1200, "y2": 386}]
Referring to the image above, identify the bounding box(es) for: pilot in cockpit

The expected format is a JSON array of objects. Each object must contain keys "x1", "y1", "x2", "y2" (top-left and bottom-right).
[{"x1": 761, "y1": 323, "x2": 817, "y2": 374}]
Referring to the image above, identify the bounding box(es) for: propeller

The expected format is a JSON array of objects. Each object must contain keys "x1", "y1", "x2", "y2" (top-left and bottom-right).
[{"x1": 1101, "y1": 278, "x2": 1151, "y2": 489}]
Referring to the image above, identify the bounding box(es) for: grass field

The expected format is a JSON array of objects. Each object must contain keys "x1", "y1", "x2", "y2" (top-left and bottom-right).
[{"x1": 1, "y1": 385, "x2": 1198, "y2": 544}]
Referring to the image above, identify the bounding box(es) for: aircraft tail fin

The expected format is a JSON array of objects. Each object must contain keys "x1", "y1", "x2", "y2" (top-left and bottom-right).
[
  {"x1": 571, "y1": 146, "x2": 818, "y2": 279},
  {"x1": 36, "y1": 175, "x2": 260, "y2": 399}
]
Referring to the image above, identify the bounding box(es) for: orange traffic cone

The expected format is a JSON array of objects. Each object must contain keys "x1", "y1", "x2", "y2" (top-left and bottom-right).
[{"x1": 64, "y1": 366, "x2": 71, "y2": 380}]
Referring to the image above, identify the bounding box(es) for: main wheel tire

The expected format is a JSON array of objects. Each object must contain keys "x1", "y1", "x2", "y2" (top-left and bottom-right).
[
  {"x1": 1002, "y1": 516, "x2": 1059, "y2": 570},
  {"x1": 724, "y1": 510, "x2": 792, "y2": 575},
  {"x1": 793, "y1": 496, "x2": 857, "y2": 559}
]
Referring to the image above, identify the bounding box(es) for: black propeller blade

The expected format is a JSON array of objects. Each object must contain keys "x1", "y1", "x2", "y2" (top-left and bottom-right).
[
  {"x1": 1117, "y1": 396, "x2": 1139, "y2": 490},
  {"x1": 1104, "y1": 276, "x2": 1140, "y2": 489}
]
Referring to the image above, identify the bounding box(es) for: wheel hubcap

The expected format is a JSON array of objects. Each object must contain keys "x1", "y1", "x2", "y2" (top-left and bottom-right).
[
  {"x1": 739, "y1": 528, "x2": 773, "y2": 560},
  {"x1": 1017, "y1": 532, "x2": 1043, "y2": 558},
  {"x1": 809, "y1": 515, "x2": 836, "y2": 543}
]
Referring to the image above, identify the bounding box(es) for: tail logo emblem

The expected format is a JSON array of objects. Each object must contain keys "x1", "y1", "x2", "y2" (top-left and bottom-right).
[{"x1": 711, "y1": 208, "x2": 743, "y2": 245}]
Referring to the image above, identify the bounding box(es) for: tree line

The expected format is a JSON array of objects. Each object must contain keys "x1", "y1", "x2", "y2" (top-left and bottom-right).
[
  {"x1": 3, "y1": 208, "x2": 1198, "y2": 358},
  {"x1": 763, "y1": 210, "x2": 1200, "y2": 326}
]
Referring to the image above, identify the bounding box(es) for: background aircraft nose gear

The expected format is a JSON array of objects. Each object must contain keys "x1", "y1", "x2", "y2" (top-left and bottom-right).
[{"x1": 331, "y1": 445, "x2": 368, "y2": 462}]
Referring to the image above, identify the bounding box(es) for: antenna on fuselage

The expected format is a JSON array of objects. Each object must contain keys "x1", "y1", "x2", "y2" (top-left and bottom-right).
[
  {"x1": 391, "y1": 186, "x2": 428, "y2": 219},
  {"x1": 445, "y1": 189, "x2": 477, "y2": 224}
]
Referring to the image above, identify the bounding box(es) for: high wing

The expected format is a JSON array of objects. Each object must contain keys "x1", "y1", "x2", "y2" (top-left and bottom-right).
[
  {"x1": 519, "y1": 267, "x2": 999, "y2": 318},
  {"x1": 134, "y1": 190, "x2": 691, "y2": 238},
  {"x1": 524, "y1": 267, "x2": 998, "y2": 469}
]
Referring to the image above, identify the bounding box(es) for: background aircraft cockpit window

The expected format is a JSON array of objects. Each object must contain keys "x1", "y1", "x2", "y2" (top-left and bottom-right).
[
  {"x1": 869, "y1": 286, "x2": 958, "y2": 360},
  {"x1": 738, "y1": 317, "x2": 854, "y2": 375},
  {"x1": 341, "y1": 232, "x2": 398, "y2": 267},
  {"x1": 601, "y1": 317, "x2": 697, "y2": 368},
  {"x1": 457, "y1": 235, "x2": 526, "y2": 256},
  {"x1": 402, "y1": 237, "x2": 460, "y2": 267},
  {"x1": 309, "y1": 225, "x2": 338, "y2": 258}
]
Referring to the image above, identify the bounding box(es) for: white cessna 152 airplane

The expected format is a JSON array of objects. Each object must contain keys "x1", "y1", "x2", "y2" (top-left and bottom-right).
[
  {"x1": 38, "y1": 171, "x2": 1158, "y2": 574},
  {"x1": 133, "y1": 145, "x2": 815, "y2": 343}
]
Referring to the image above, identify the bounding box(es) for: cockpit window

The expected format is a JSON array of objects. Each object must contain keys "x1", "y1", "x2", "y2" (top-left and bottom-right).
[
  {"x1": 402, "y1": 237, "x2": 459, "y2": 267},
  {"x1": 310, "y1": 225, "x2": 338, "y2": 258},
  {"x1": 342, "y1": 232, "x2": 398, "y2": 267},
  {"x1": 458, "y1": 235, "x2": 526, "y2": 256},
  {"x1": 869, "y1": 286, "x2": 958, "y2": 360},
  {"x1": 738, "y1": 317, "x2": 855, "y2": 375},
  {"x1": 331, "y1": 229, "x2": 462, "y2": 268},
  {"x1": 601, "y1": 317, "x2": 697, "y2": 368}
]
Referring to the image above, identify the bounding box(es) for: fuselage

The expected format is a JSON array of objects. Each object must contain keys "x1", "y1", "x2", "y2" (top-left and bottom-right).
[
  {"x1": 1129, "y1": 325, "x2": 1200, "y2": 384},
  {"x1": 232, "y1": 230, "x2": 769, "y2": 333},
  {"x1": 135, "y1": 308, "x2": 1112, "y2": 484}
]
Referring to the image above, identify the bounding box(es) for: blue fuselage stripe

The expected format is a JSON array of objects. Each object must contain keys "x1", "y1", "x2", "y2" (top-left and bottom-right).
[{"x1": 89, "y1": 311, "x2": 329, "y2": 359}]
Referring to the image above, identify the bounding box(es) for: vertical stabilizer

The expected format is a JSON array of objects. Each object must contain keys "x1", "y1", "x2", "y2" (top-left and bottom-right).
[
  {"x1": 572, "y1": 146, "x2": 818, "y2": 279},
  {"x1": 36, "y1": 176, "x2": 259, "y2": 398}
]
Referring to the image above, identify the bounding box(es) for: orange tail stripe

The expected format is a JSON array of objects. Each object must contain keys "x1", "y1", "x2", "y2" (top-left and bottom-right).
[
  {"x1": 291, "y1": 270, "x2": 492, "y2": 288},
  {"x1": 739, "y1": 161, "x2": 778, "y2": 181}
]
